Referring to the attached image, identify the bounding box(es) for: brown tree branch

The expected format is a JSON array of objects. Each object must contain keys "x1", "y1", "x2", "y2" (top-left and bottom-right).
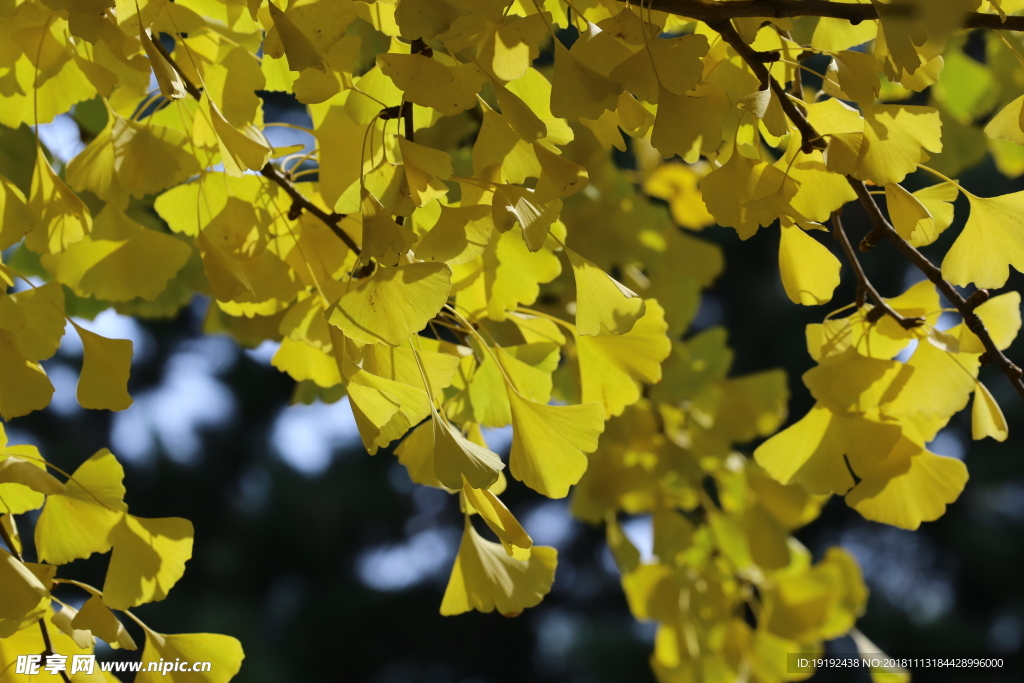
[
  {"x1": 715, "y1": 19, "x2": 1024, "y2": 402},
  {"x1": 645, "y1": 0, "x2": 1024, "y2": 31},
  {"x1": 149, "y1": 33, "x2": 359, "y2": 254},
  {"x1": 831, "y1": 211, "x2": 924, "y2": 329}
]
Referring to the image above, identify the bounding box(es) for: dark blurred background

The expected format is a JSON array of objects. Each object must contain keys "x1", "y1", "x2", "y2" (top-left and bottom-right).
[{"x1": 7, "y1": 34, "x2": 1024, "y2": 683}]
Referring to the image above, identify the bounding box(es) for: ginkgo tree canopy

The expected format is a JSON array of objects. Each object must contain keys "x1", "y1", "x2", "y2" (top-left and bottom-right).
[{"x1": 1, "y1": 0, "x2": 1023, "y2": 681}]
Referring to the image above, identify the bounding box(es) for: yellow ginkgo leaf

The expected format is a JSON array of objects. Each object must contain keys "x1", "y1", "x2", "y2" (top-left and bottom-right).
[
  {"x1": 75, "y1": 324, "x2": 133, "y2": 411},
  {"x1": 394, "y1": 420, "x2": 445, "y2": 488},
  {"x1": 491, "y1": 185, "x2": 561, "y2": 252},
  {"x1": 330, "y1": 262, "x2": 452, "y2": 346},
  {"x1": 51, "y1": 604, "x2": 94, "y2": 650},
  {"x1": 885, "y1": 183, "x2": 933, "y2": 243},
  {"x1": 346, "y1": 382, "x2": 403, "y2": 455},
  {"x1": 462, "y1": 484, "x2": 531, "y2": 555},
  {"x1": 0, "y1": 550, "x2": 48, "y2": 621},
  {"x1": 494, "y1": 85, "x2": 547, "y2": 141},
  {"x1": 140, "y1": 29, "x2": 187, "y2": 99},
  {"x1": 103, "y1": 514, "x2": 194, "y2": 610},
  {"x1": 533, "y1": 144, "x2": 588, "y2": 203},
  {"x1": 855, "y1": 104, "x2": 943, "y2": 186},
  {"x1": 0, "y1": 436, "x2": 50, "y2": 515},
  {"x1": 642, "y1": 163, "x2": 715, "y2": 230},
  {"x1": 0, "y1": 330, "x2": 54, "y2": 420},
  {"x1": 136, "y1": 631, "x2": 244, "y2": 683},
  {"x1": 651, "y1": 89, "x2": 725, "y2": 162},
  {"x1": 27, "y1": 146, "x2": 91, "y2": 255},
  {"x1": 828, "y1": 50, "x2": 883, "y2": 103},
  {"x1": 606, "y1": 516, "x2": 640, "y2": 574},
  {"x1": 610, "y1": 33, "x2": 708, "y2": 103},
  {"x1": 567, "y1": 247, "x2": 645, "y2": 336},
  {"x1": 440, "y1": 520, "x2": 557, "y2": 616},
  {"x1": 550, "y1": 40, "x2": 621, "y2": 121},
  {"x1": 959, "y1": 291, "x2": 1021, "y2": 353},
  {"x1": 983, "y1": 93, "x2": 1024, "y2": 145},
  {"x1": 508, "y1": 391, "x2": 604, "y2": 499},
  {"x1": 378, "y1": 53, "x2": 486, "y2": 116},
  {"x1": 360, "y1": 190, "x2": 416, "y2": 267},
  {"x1": 71, "y1": 595, "x2": 137, "y2": 650},
  {"x1": 699, "y1": 151, "x2": 799, "y2": 240},
  {"x1": 972, "y1": 382, "x2": 1008, "y2": 442},
  {"x1": 577, "y1": 300, "x2": 671, "y2": 417},
  {"x1": 0, "y1": 175, "x2": 34, "y2": 251},
  {"x1": 942, "y1": 191, "x2": 1024, "y2": 288},
  {"x1": 478, "y1": 11, "x2": 550, "y2": 83},
  {"x1": 433, "y1": 419, "x2": 504, "y2": 491},
  {"x1": 909, "y1": 181, "x2": 957, "y2": 246},
  {"x1": 271, "y1": 337, "x2": 342, "y2": 389},
  {"x1": 0, "y1": 456, "x2": 64, "y2": 495},
  {"x1": 398, "y1": 138, "x2": 453, "y2": 207},
  {"x1": 846, "y1": 446, "x2": 968, "y2": 530},
  {"x1": 6, "y1": 282, "x2": 65, "y2": 362},
  {"x1": 415, "y1": 204, "x2": 493, "y2": 266},
  {"x1": 42, "y1": 205, "x2": 191, "y2": 302},
  {"x1": 778, "y1": 223, "x2": 842, "y2": 306},
  {"x1": 802, "y1": 348, "x2": 910, "y2": 416},
  {"x1": 199, "y1": 94, "x2": 271, "y2": 176},
  {"x1": 35, "y1": 449, "x2": 127, "y2": 565},
  {"x1": 754, "y1": 404, "x2": 902, "y2": 496},
  {"x1": 267, "y1": 2, "x2": 327, "y2": 72}
]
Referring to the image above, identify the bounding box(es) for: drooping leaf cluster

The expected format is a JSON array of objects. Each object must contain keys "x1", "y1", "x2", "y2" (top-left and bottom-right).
[{"x1": 1, "y1": 0, "x2": 1023, "y2": 681}]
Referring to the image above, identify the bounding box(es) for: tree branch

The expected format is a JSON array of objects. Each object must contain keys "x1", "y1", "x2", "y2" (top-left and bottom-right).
[
  {"x1": 831, "y1": 210, "x2": 924, "y2": 329},
  {"x1": 715, "y1": 18, "x2": 1024, "y2": 402},
  {"x1": 150, "y1": 33, "x2": 359, "y2": 254},
  {"x1": 644, "y1": 0, "x2": 1024, "y2": 31}
]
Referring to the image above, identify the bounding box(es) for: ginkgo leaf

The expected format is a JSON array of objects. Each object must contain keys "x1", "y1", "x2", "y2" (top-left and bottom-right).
[
  {"x1": 478, "y1": 11, "x2": 551, "y2": 83},
  {"x1": 51, "y1": 604, "x2": 94, "y2": 650},
  {"x1": 0, "y1": 175, "x2": 34, "y2": 251},
  {"x1": 27, "y1": 146, "x2": 91, "y2": 255},
  {"x1": 0, "y1": 330, "x2": 55, "y2": 420},
  {"x1": 136, "y1": 631, "x2": 244, "y2": 683},
  {"x1": 508, "y1": 391, "x2": 604, "y2": 499},
  {"x1": 5, "y1": 282, "x2": 65, "y2": 362},
  {"x1": 271, "y1": 337, "x2": 341, "y2": 388},
  {"x1": 942, "y1": 191, "x2": 1024, "y2": 288},
  {"x1": 550, "y1": 40, "x2": 621, "y2": 120},
  {"x1": 846, "y1": 445, "x2": 968, "y2": 530},
  {"x1": 855, "y1": 104, "x2": 943, "y2": 186},
  {"x1": 643, "y1": 163, "x2": 715, "y2": 230},
  {"x1": 909, "y1": 181, "x2": 958, "y2": 246},
  {"x1": 462, "y1": 483, "x2": 531, "y2": 555},
  {"x1": 140, "y1": 29, "x2": 186, "y2": 99},
  {"x1": 394, "y1": 420, "x2": 445, "y2": 488},
  {"x1": 103, "y1": 514, "x2": 194, "y2": 610},
  {"x1": 494, "y1": 85, "x2": 547, "y2": 141},
  {"x1": 610, "y1": 33, "x2": 708, "y2": 103},
  {"x1": 415, "y1": 204, "x2": 493, "y2": 265},
  {"x1": 0, "y1": 550, "x2": 48, "y2": 621},
  {"x1": 778, "y1": 223, "x2": 842, "y2": 306},
  {"x1": 71, "y1": 595, "x2": 136, "y2": 649},
  {"x1": 360, "y1": 190, "x2": 416, "y2": 267},
  {"x1": 606, "y1": 516, "x2": 640, "y2": 574},
  {"x1": 533, "y1": 144, "x2": 588, "y2": 204},
  {"x1": 885, "y1": 183, "x2": 934, "y2": 243},
  {"x1": 199, "y1": 94, "x2": 271, "y2": 176},
  {"x1": 75, "y1": 323, "x2": 133, "y2": 411},
  {"x1": 491, "y1": 186, "x2": 561, "y2": 251},
  {"x1": 651, "y1": 89, "x2": 725, "y2": 162},
  {"x1": 803, "y1": 348, "x2": 910, "y2": 416},
  {"x1": 398, "y1": 138, "x2": 453, "y2": 207},
  {"x1": 329, "y1": 262, "x2": 452, "y2": 346},
  {"x1": 829, "y1": 50, "x2": 883, "y2": 103},
  {"x1": 0, "y1": 456, "x2": 64, "y2": 495},
  {"x1": 700, "y1": 152, "x2": 799, "y2": 240},
  {"x1": 35, "y1": 448, "x2": 127, "y2": 565},
  {"x1": 267, "y1": 2, "x2": 326, "y2": 72},
  {"x1": 0, "y1": 438, "x2": 50, "y2": 515},
  {"x1": 42, "y1": 205, "x2": 191, "y2": 302},
  {"x1": 972, "y1": 382, "x2": 1008, "y2": 442},
  {"x1": 959, "y1": 291, "x2": 1021, "y2": 353},
  {"x1": 577, "y1": 300, "x2": 671, "y2": 417},
  {"x1": 566, "y1": 247, "x2": 645, "y2": 336},
  {"x1": 984, "y1": 93, "x2": 1024, "y2": 145},
  {"x1": 440, "y1": 520, "x2": 557, "y2": 616},
  {"x1": 378, "y1": 53, "x2": 486, "y2": 115},
  {"x1": 433, "y1": 419, "x2": 504, "y2": 491}
]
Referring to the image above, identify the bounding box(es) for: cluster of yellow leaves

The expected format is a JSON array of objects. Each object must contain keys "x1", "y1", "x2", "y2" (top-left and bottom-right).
[
  {"x1": 758, "y1": 282, "x2": 1020, "y2": 530},
  {"x1": 0, "y1": 426, "x2": 243, "y2": 681},
  {"x1": 2, "y1": 0, "x2": 1024, "y2": 680}
]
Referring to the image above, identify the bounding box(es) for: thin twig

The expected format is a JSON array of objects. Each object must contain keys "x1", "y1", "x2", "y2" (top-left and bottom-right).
[
  {"x1": 148, "y1": 30, "x2": 359, "y2": 254},
  {"x1": 831, "y1": 211, "x2": 924, "y2": 329},
  {"x1": 715, "y1": 18, "x2": 1024, "y2": 402},
  {"x1": 642, "y1": 0, "x2": 1024, "y2": 31}
]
